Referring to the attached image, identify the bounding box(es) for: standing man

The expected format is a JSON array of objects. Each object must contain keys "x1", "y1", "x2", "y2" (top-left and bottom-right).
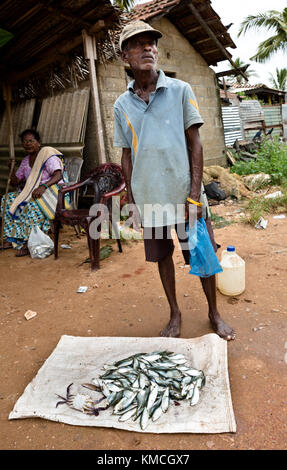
[{"x1": 113, "y1": 21, "x2": 235, "y2": 341}]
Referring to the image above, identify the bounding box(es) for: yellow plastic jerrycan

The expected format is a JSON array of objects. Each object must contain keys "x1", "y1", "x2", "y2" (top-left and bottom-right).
[{"x1": 217, "y1": 245, "x2": 245, "y2": 296}]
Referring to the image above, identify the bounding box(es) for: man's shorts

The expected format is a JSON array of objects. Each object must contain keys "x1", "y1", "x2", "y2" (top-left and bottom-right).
[{"x1": 143, "y1": 218, "x2": 218, "y2": 264}]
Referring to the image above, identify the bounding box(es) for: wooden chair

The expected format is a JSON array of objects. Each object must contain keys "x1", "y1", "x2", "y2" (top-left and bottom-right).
[{"x1": 53, "y1": 163, "x2": 126, "y2": 271}]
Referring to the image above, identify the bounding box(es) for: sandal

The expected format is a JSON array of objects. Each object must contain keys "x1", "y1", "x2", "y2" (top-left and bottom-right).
[{"x1": 15, "y1": 247, "x2": 29, "y2": 257}]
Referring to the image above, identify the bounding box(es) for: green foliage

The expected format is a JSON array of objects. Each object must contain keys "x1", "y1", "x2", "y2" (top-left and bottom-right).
[
  {"x1": 245, "y1": 191, "x2": 287, "y2": 225},
  {"x1": 0, "y1": 28, "x2": 13, "y2": 47},
  {"x1": 230, "y1": 137, "x2": 287, "y2": 185},
  {"x1": 209, "y1": 210, "x2": 231, "y2": 229},
  {"x1": 227, "y1": 57, "x2": 258, "y2": 85},
  {"x1": 268, "y1": 68, "x2": 287, "y2": 91},
  {"x1": 238, "y1": 8, "x2": 287, "y2": 63},
  {"x1": 112, "y1": 0, "x2": 135, "y2": 11}
]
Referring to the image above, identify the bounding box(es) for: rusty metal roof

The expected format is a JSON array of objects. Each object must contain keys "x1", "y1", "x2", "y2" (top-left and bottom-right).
[
  {"x1": 230, "y1": 83, "x2": 286, "y2": 95},
  {"x1": 0, "y1": 0, "x2": 120, "y2": 84},
  {"x1": 126, "y1": 0, "x2": 236, "y2": 66}
]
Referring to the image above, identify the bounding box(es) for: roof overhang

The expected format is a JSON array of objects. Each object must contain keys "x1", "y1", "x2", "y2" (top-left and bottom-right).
[{"x1": 0, "y1": 0, "x2": 120, "y2": 85}]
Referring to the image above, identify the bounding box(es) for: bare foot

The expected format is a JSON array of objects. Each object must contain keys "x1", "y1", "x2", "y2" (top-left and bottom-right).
[
  {"x1": 160, "y1": 313, "x2": 181, "y2": 337},
  {"x1": 208, "y1": 311, "x2": 235, "y2": 341}
]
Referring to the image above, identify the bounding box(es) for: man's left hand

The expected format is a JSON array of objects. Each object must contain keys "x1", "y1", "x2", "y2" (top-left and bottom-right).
[{"x1": 185, "y1": 200, "x2": 202, "y2": 227}]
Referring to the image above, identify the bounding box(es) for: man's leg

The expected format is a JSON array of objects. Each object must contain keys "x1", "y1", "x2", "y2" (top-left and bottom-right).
[
  {"x1": 144, "y1": 226, "x2": 181, "y2": 337},
  {"x1": 158, "y1": 253, "x2": 181, "y2": 337},
  {"x1": 177, "y1": 220, "x2": 235, "y2": 341},
  {"x1": 200, "y1": 275, "x2": 235, "y2": 341}
]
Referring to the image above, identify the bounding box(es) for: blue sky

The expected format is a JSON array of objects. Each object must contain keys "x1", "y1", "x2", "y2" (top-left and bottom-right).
[{"x1": 134, "y1": 0, "x2": 286, "y2": 86}]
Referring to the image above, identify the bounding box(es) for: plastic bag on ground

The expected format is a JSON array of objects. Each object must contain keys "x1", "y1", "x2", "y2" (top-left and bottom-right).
[
  {"x1": 186, "y1": 218, "x2": 223, "y2": 278},
  {"x1": 28, "y1": 226, "x2": 54, "y2": 259}
]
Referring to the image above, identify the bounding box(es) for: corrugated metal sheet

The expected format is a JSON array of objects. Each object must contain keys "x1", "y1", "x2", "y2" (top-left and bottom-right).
[
  {"x1": 239, "y1": 100, "x2": 264, "y2": 140},
  {"x1": 221, "y1": 106, "x2": 243, "y2": 146},
  {"x1": 239, "y1": 101, "x2": 264, "y2": 122},
  {"x1": 263, "y1": 105, "x2": 283, "y2": 137},
  {"x1": 0, "y1": 99, "x2": 35, "y2": 146},
  {"x1": 37, "y1": 87, "x2": 90, "y2": 144}
]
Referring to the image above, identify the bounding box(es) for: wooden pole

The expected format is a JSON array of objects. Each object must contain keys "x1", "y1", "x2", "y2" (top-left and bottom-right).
[
  {"x1": 188, "y1": 2, "x2": 248, "y2": 82},
  {"x1": 82, "y1": 29, "x2": 106, "y2": 165},
  {"x1": 1, "y1": 82, "x2": 15, "y2": 248},
  {"x1": 223, "y1": 78, "x2": 228, "y2": 99}
]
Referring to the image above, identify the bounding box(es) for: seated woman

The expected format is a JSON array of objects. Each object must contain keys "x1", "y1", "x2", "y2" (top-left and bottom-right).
[{"x1": 0, "y1": 129, "x2": 66, "y2": 257}]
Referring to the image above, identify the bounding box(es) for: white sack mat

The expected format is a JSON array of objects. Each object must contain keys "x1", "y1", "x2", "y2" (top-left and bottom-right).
[{"x1": 9, "y1": 333, "x2": 236, "y2": 433}]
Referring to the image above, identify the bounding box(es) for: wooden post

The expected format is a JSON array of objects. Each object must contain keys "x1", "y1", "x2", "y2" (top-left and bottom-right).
[
  {"x1": 82, "y1": 29, "x2": 106, "y2": 164},
  {"x1": 1, "y1": 83, "x2": 15, "y2": 248},
  {"x1": 223, "y1": 78, "x2": 228, "y2": 99}
]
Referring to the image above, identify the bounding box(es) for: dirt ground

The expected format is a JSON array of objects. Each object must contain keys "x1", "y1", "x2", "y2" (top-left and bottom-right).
[{"x1": 1, "y1": 200, "x2": 287, "y2": 451}]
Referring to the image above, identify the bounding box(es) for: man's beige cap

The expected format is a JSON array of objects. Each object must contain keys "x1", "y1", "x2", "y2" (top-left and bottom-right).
[{"x1": 119, "y1": 20, "x2": 162, "y2": 51}]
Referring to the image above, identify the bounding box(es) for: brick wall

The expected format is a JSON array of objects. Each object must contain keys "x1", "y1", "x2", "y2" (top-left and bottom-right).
[{"x1": 96, "y1": 17, "x2": 226, "y2": 167}]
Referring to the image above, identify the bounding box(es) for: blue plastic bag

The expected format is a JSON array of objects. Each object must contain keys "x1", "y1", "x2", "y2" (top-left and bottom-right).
[{"x1": 185, "y1": 218, "x2": 223, "y2": 278}]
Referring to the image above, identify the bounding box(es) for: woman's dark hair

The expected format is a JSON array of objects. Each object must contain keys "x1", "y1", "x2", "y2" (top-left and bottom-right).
[{"x1": 19, "y1": 129, "x2": 41, "y2": 142}]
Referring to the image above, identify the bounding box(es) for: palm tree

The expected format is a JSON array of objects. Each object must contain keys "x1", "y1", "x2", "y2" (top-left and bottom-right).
[
  {"x1": 238, "y1": 8, "x2": 287, "y2": 63},
  {"x1": 112, "y1": 0, "x2": 135, "y2": 11},
  {"x1": 269, "y1": 68, "x2": 287, "y2": 90},
  {"x1": 227, "y1": 57, "x2": 258, "y2": 85}
]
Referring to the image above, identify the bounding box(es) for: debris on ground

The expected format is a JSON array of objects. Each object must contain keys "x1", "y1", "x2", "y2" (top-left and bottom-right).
[
  {"x1": 231, "y1": 138, "x2": 260, "y2": 162},
  {"x1": 77, "y1": 286, "x2": 88, "y2": 293},
  {"x1": 242, "y1": 173, "x2": 271, "y2": 191},
  {"x1": 24, "y1": 310, "x2": 37, "y2": 320},
  {"x1": 255, "y1": 217, "x2": 268, "y2": 230},
  {"x1": 264, "y1": 191, "x2": 283, "y2": 199},
  {"x1": 203, "y1": 166, "x2": 251, "y2": 200}
]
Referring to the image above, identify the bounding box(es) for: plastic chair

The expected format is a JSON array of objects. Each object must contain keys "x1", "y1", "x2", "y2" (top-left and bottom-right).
[
  {"x1": 64, "y1": 156, "x2": 83, "y2": 210},
  {"x1": 53, "y1": 163, "x2": 126, "y2": 271},
  {"x1": 64, "y1": 156, "x2": 83, "y2": 237}
]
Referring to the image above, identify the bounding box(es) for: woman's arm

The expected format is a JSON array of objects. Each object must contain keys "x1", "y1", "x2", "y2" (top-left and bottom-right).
[{"x1": 32, "y1": 170, "x2": 62, "y2": 199}]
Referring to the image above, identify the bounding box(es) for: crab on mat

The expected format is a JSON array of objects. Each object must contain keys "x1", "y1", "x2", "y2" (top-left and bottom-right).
[{"x1": 56, "y1": 383, "x2": 109, "y2": 416}]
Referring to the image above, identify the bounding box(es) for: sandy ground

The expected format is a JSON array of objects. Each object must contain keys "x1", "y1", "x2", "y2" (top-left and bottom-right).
[{"x1": 0, "y1": 201, "x2": 287, "y2": 451}]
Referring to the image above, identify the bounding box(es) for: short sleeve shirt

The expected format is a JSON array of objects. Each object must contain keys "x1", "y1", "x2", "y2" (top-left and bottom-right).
[
  {"x1": 114, "y1": 70, "x2": 207, "y2": 227},
  {"x1": 16, "y1": 155, "x2": 64, "y2": 184}
]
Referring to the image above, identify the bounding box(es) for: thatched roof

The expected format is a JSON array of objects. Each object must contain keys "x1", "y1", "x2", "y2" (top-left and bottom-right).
[{"x1": 0, "y1": 0, "x2": 121, "y2": 86}]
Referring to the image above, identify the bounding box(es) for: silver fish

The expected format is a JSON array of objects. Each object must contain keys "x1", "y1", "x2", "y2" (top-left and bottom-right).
[
  {"x1": 137, "y1": 389, "x2": 148, "y2": 409},
  {"x1": 118, "y1": 406, "x2": 138, "y2": 422},
  {"x1": 113, "y1": 391, "x2": 137, "y2": 413},
  {"x1": 190, "y1": 386, "x2": 200, "y2": 406},
  {"x1": 151, "y1": 404, "x2": 163, "y2": 422},
  {"x1": 140, "y1": 407, "x2": 150, "y2": 430},
  {"x1": 161, "y1": 387, "x2": 169, "y2": 413},
  {"x1": 146, "y1": 383, "x2": 159, "y2": 411},
  {"x1": 80, "y1": 350, "x2": 206, "y2": 430},
  {"x1": 184, "y1": 368, "x2": 203, "y2": 377},
  {"x1": 142, "y1": 354, "x2": 162, "y2": 362}
]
